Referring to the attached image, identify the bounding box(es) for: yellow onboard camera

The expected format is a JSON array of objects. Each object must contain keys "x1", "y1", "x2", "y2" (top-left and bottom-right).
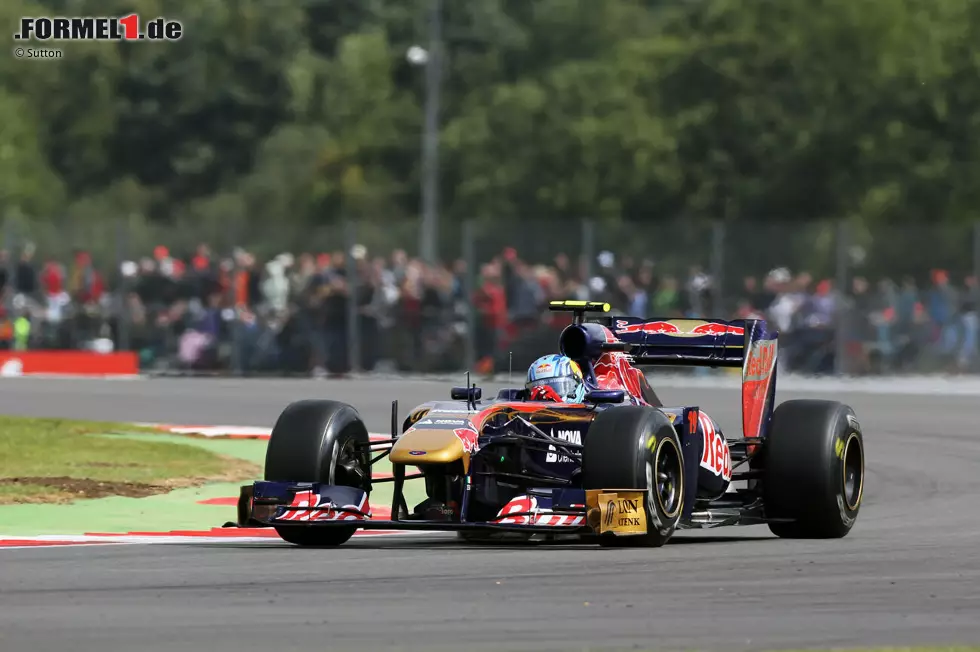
[{"x1": 548, "y1": 300, "x2": 611, "y2": 312}]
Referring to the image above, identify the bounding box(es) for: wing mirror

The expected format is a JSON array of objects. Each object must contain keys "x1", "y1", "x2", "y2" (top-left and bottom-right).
[
  {"x1": 451, "y1": 386, "x2": 482, "y2": 402},
  {"x1": 586, "y1": 389, "x2": 625, "y2": 404}
]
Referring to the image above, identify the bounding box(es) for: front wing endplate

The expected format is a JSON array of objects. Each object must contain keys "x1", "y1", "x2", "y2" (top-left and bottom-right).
[{"x1": 585, "y1": 489, "x2": 648, "y2": 536}]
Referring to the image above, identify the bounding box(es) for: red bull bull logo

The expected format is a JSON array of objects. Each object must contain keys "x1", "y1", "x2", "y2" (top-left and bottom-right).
[
  {"x1": 614, "y1": 320, "x2": 680, "y2": 334},
  {"x1": 690, "y1": 322, "x2": 745, "y2": 336},
  {"x1": 614, "y1": 320, "x2": 744, "y2": 338}
]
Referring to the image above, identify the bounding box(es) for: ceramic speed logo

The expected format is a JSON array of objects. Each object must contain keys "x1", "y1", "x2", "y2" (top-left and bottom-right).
[{"x1": 14, "y1": 15, "x2": 182, "y2": 42}]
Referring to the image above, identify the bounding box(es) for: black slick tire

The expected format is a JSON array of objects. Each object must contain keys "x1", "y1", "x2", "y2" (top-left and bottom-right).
[
  {"x1": 264, "y1": 400, "x2": 371, "y2": 546},
  {"x1": 581, "y1": 406, "x2": 684, "y2": 547},
  {"x1": 763, "y1": 399, "x2": 865, "y2": 538}
]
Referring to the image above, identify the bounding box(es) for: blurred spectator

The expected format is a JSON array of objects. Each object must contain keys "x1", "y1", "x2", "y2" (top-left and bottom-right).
[
  {"x1": 1, "y1": 235, "x2": 977, "y2": 377},
  {"x1": 15, "y1": 243, "x2": 37, "y2": 295},
  {"x1": 958, "y1": 275, "x2": 978, "y2": 372},
  {"x1": 473, "y1": 262, "x2": 506, "y2": 373},
  {"x1": 927, "y1": 269, "x2": 959, "y2": 360},
  {"x1": 652, "y1": 275, "x2": 679, "y2": 315}
]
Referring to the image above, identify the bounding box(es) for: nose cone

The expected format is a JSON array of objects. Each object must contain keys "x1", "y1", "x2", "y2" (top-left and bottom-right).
[{"x1": 390, "y1": 428, "x2": 466, "y2": 465}]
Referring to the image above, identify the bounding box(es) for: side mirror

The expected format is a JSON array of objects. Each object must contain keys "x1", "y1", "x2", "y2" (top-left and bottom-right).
[
  {"x1": 451, "y1": 386, "x2": 482, "y2": 402},
  {"x1": 496, "y1": 388, "x2": 523, "y2": 401},
  {"x1": 586, "y1": 389, "x2": 625, "y2": 404}
]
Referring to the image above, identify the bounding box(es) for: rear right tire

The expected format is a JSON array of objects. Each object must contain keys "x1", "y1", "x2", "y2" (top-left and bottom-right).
[{"x1": 763, "y1": 399, "x2": 865, "y2": 538}]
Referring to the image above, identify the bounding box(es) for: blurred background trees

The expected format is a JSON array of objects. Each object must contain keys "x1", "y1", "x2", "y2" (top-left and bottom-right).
[{"x1": 3, "y1": 0, "x2": 979, "y2": 234}]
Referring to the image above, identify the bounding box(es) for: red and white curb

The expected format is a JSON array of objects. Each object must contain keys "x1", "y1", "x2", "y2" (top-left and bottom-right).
[
  {"x1": 2, "y1": 507, "x2": 408, "y2": 550},
  {"x1": 0, "y1": 528, "x2": 425, "y2": 549},
  {"x1": 135, "y1": 423, "x2": 273, "y2": 439},
  {"x1": 135, "y1": 423, "x2": 391, "y2": 443}
]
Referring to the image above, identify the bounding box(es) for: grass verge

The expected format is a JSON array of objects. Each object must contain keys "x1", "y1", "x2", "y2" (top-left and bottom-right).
[{"x1": 0, "y1": 416, "x2": 261, "y2": 504}]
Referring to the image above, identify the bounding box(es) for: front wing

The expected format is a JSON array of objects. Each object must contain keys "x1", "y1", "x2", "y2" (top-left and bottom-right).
[{"x1": 238, "y1": 482, "x2": 652, "y2": 537}]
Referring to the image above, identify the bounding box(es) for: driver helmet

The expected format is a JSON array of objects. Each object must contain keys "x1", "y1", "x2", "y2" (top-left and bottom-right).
[{"x1": 526, "y1": 354, "x2": 586, "y2": 403}]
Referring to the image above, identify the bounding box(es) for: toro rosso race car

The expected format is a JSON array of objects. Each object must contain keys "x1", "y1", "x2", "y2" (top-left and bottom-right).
[{"x1": 237, "y1": 301, "x2": 865, "y2": 547}]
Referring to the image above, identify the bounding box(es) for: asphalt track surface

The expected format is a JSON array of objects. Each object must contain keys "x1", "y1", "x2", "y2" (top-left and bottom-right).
[{"x1": 1, "y1": 377, "x2": 979, "y2": 651}]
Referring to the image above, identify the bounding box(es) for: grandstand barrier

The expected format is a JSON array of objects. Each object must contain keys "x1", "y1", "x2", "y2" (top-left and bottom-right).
[{"x1": 0, "y1": 351, "x2": 139, "y2": 377}]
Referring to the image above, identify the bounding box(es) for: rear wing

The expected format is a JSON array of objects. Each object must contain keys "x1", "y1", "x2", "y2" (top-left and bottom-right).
[
  {"x1": 609, "y1": 317, "x2": 779, "y2": 440},
  {"x1": 547, "y1": 304, "x2": 779, "y2": 438},
  {"x1": 608, "y1": 317, "x2": 755, "y2": 368}
]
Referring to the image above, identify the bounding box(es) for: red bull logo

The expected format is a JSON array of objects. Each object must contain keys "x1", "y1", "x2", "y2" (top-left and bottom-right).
[
  {"x1": 690, "y1": 322, "x2": 744, "y2": 336},
  {"x1": 614, "y1": 321, "x2": 680, "y2": 334},
  {"x1": 614, "y1": 320, "x2": 744, "y2": 337}
]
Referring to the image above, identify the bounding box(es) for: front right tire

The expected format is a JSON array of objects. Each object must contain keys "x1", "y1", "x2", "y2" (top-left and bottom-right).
[{"x1": 581, "y1": 406, "x2": 684, "y2": 547}]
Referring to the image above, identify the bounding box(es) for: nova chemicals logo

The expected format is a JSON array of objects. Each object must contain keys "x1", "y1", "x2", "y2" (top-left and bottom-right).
[{"x1": 14, "y1": 15, "x2": 183, "y2": 42}]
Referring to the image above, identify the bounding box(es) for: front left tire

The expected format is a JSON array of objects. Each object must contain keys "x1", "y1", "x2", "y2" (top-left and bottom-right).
[{"x1": 264, "y1": 400, "x2": 371, "y2": 546}]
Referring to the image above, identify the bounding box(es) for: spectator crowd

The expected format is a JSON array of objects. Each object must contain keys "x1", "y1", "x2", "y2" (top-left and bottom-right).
[{"x1": 0, "y1": 240, "x2": 977, "y2": 376}]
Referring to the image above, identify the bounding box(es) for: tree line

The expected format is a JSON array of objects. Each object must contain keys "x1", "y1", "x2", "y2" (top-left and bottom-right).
[{"x1": 3, "y1": 0, "x2": 979, "y2": 251}]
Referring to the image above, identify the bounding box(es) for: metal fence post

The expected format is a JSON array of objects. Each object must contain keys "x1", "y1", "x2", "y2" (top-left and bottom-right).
[
  {"x1": 462, "y1": 219, "x2": 476, "y2": 373},
  {"x1": 418, "y1": 0, "x2": 443, "y2": 264},
  {"x1": 834, "y1": 220, "x2": 850, "y2": 376},
  {"x1": 116, "y1": 217, "x2": 131, "y2": 352},
  {"x1": 230, "y1": 252, "x2": 243, "y2": 377},
  {"x1": 973, "y1": 221, "x2": 980, "y2": 285},
  {"x1": 2, "y1": 217, "x2": 14, "y2": 315},
  {"x1": 710, "y1": 221, "x2": 725, "y2": 315},
  {"x1": 345, "y1": 219, "x2": 361, "y2": 374},
  {"x1": 582, "y1": 219, "x2": 595, "y2": 300}
]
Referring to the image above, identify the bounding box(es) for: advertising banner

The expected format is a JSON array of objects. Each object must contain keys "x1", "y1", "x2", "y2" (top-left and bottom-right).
[{"x1": 0, "y1": 352, "x2": 139, "y2": 377}]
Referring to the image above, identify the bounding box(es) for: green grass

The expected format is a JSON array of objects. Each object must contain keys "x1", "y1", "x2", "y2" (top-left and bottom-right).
[{"x1": 0, "y1": 416, "x2": 260, "y2": 504}]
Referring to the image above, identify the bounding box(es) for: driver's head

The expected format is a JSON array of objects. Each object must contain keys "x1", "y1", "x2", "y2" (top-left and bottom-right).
[{"x1": 526, "y1": 354, "x2": 586, "y2": 402}]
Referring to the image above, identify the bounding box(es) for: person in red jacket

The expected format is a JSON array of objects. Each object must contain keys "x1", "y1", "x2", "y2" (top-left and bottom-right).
[
  {"x1": 473, "y1": 262, "x2": 507, "y2": 373},
  {"x1": 41, "y1": 260, "x2": 64, "y2": 297},
  {"x1": 69, "y1": 251, "x2": 104, "y2": 306}
]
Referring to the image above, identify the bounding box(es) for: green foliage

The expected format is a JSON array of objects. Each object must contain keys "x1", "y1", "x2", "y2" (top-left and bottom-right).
[{"x1": 2, "y1": 0, "x2": 979, "y2": 254}]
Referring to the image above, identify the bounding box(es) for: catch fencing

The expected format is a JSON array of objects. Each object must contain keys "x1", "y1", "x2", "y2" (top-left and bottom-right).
[{"x1": 2, "y1": 216, "x2": 979, "y2": 376}]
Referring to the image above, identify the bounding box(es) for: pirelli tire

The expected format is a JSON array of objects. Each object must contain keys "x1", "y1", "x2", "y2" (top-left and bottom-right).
[
  {"x1": 264, "y1": 400, "x2": 371, "y2": 547},
  {"x1": 581, "y1": 406, "x2": 684, "y2": 548},
  {"x1": 763, "y1": 399, "x2": 865, "y2": 539}
]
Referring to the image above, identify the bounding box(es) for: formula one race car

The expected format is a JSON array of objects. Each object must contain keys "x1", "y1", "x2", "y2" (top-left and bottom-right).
[{"x1": 237, "y1": 301, "x2": 865, "y2": 547}]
